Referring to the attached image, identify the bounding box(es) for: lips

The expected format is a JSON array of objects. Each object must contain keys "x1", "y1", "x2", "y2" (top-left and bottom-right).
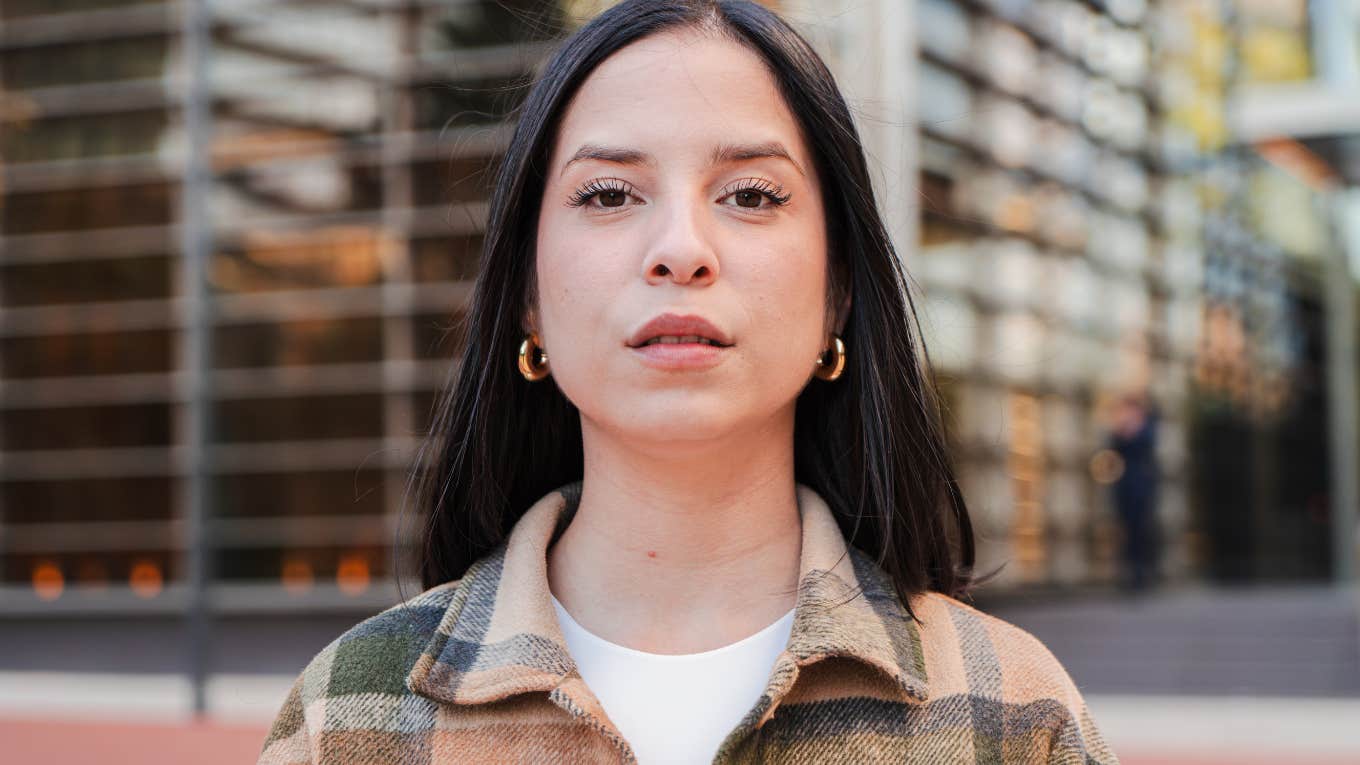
[
  {"x1": 637, "y1": 335, "x2": 724, "y2": 346},
  {"x1": 626, "y1": 312, "x2": 733, "y2": 348}
]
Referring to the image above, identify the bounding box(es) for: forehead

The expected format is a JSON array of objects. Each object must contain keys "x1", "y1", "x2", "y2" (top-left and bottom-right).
[{"x1": 550, "y1": 29, "x2": 810, "y2": 169}]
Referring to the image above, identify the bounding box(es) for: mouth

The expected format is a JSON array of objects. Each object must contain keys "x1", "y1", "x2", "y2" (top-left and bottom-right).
[
  {"x1": 634, "y1": 335, "x2": 729, "y2": 347},
  {"x1": 628, "y1": 333, "x2": 732, "y2": 372},
  {"x1": 625, "y1": 312, "x2": 735, "y2": 349}
]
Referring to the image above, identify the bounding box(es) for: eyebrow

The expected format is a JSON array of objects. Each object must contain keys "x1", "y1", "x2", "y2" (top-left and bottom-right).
[{"x1": 558, "y1": 140, "x2": 806, "y2": 179}]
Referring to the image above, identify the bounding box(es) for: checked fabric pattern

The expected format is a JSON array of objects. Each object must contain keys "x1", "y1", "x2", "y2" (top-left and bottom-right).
[{"x1": 259, "y1": 481, "x2": 1119, "y2": 764}]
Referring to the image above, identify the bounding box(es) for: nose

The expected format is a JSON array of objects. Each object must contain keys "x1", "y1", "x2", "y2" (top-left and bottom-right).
[{"x1": 640, "y1": 197, "x2": 720, "y2": 286}]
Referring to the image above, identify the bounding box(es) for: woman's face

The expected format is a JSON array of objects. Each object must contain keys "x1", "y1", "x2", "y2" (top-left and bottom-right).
[{"x1": 533, "y1": 28, "x2": 837, "y2": 450}]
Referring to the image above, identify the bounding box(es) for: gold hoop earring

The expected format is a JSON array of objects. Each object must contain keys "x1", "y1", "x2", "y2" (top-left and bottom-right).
[
  {"x1": 813, "y1": 334, "x2": 846, "y2": 381},
  {"x1": 518, "y1": 332, "x2": 551, "y2": 381}
]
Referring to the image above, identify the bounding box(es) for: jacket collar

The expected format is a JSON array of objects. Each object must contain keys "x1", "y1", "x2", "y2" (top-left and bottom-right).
[{"x1": 407, "y1": 481, "x2": 930, "y2": 710}]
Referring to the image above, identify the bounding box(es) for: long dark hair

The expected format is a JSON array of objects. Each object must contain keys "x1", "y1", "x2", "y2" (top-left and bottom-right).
[{"x1": 400, "y1": 0, "x2": 993, "y2": 619}]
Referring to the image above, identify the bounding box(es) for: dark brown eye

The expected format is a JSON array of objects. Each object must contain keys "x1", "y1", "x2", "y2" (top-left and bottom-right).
[
  {"x1": 720, "y1": 179, "x2": 790, "y2": 210},
  {"x1": 567, "y1": 178, "x2": 636, "y2": 209},
  {"x1": 733, "y1": 190, "x2": 762, "y2": 208}
]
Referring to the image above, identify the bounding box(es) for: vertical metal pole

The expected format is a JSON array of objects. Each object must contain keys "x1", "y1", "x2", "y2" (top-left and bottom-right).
[
  {"x1": 1312, "y1": 0, "x2": 1360, "y2": 588},
  {"x1": 179, "y1": 0, "x2": 215, "y2": 718},
  {"x1": 1326, "y1": 190, "x2": 1359, "y2": 584},
  {"x1": 1310, "y1": 0, "x2": 1360, "y2": 88},
  {"x1": 382, "y1": 3, "x2": 419, "y2": 597}
]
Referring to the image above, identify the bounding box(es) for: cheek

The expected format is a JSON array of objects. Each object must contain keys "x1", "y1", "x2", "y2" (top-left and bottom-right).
[
  {"x1": 533, "y1": 228, "x2": 626, "y2": 390},
  {"x1": 731, "y1": 235, "x2": 829, "y2": 395},
  {"x1": 745, "y1": 232, "x2": 828, "y2": 332}
]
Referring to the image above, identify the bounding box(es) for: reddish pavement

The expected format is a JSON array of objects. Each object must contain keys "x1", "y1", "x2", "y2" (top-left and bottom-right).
[
  {"x1": 3, "y1": 717, "x2": 271, "y2": 764},
  {"x1": 1118, "y1": 754, "x2": 1352, "y2": 765}
]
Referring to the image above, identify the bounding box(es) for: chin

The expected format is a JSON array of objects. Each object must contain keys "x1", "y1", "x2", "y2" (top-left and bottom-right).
[{"x1": 591, "y1": 396, "x2": 740, "y2": 443}]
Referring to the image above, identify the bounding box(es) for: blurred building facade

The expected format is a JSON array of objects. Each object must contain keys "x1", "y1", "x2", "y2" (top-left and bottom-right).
[
  {"x1": 902, "y1": 0, "x2": 1356, "y2": 589},
  {"x1": 1, "y1": 0, "x2": 1358, "y2": 717},
  {"x1": 0, "y1": 0, "x2": 556, "y2": 615}
]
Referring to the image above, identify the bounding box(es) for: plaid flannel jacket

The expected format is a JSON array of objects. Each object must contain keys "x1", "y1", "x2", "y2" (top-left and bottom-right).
[{"x1": 258, "y1": 481, "x2": 1119, "y2": 764}]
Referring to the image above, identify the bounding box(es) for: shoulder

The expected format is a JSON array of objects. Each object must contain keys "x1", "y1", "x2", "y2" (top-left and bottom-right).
[
  {"x1": 258, "y1": 580, "x2": 463, "y2": 763},
  {"x1": 915, "y1": 591, "x2": 1120, "y2": 764},
  {"x1": 921, "y1": 591, "x2": 1074, "y2": 690},
  {"x1": 301, "y1": 579, "x2": 462, "y2": 696}
]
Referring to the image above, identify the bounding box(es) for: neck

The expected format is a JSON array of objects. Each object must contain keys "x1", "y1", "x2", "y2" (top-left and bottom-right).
[{"x1": 546, "y1": 415, "x2": 803, "y2": 655}]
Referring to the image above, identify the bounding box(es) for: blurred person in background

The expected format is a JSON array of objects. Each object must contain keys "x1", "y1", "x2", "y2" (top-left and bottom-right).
[
  {"x1": 258, "y1": 1, "x2": 1118, "y2": 762},
  {"x1": 1109, "y1": 389, "x2": 1162, "y2": 593}
]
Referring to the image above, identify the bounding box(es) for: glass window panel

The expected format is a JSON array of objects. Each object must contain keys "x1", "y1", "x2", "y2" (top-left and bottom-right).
[
  {"x1": 212, "y1": 227, "x2": 385, "y2": 294},
  {"x1": 411, "y1": 155, "x2": 500, "y2": 207},
  {"x1": 212, "y1": 469, "x2": 385, "y2": 518},
  {"x1": 1, "y1": 328, "x2": 176, "y2": 378},
  {"x1": 216, "y1": 160, "x2": 385, "y2": 219},
  {"x1": 0, "y1": 0, "x2": 164, "y2": 19},
  {"x1": 213, "y1": 543, "x2": 387, "y2": 585},
  {"x1": 421, "y1": 0, "x2": 565, "y2": 52},
  {"x1": 2, "y1": 402, "x2": 173, "y2": 450},
  {"x1": 213, "y1": 75, "x2": 384, "y2": 147},
  {"x1": 1, "y1": 255, "x2": 173, "y2": 306},
  {"x1": 412, "y1": 310, "x2": 467, "y2": 361},
  {"x1": 0, "y1": 35, "x2": 169, "y2": 90},
  {"x1": 2, "y1": 182, "x2": 175, "y2": 235},
  {"x1": 412, "y1": 76, "x2": 533, "y2": 131},
  {"x1": 5, "y1": 549, "x2": 177, "y2": 589},
  {"x1": 213, "y1": 317, "x2": 383, "y2": 368},
  {"x1": 212, "y1": 393, "x2": 383, "y2": 443},
  {"x1": 411, "y1": 235, "x2": 482, "y2": 283},
  {"x1": 3, "y1": 476, "x2": 175, "y2": 524},
  {"x1": 1, "y1": 110, "x2": 170, "y2": 163},
  {"x1": 920, "y1": 215, "x2": 976, "y2": 246},
  {"x1": 410, "y1": 390, "x2": 442, "y2": 435}
]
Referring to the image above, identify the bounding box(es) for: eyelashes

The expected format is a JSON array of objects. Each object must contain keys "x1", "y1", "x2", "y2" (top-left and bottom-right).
[
  {"x1": 566, "y1": 177, "x2": 633, "y2": 208},
  {"x1": 725, "y1": 177, "x2": 792, "y2": 207},
  {"x1": 565, "y1": 176, "x2": 791, "y2": 210}
]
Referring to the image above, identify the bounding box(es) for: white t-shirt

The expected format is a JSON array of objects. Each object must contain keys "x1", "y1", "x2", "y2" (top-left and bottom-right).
[{"x1": 550, "y1": 592, "x2": 795, "y2": 765}]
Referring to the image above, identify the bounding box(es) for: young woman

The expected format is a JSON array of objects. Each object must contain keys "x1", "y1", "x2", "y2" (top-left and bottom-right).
[{"x1": 259, "y1": 1, "x2": 1118, "y2": 763}]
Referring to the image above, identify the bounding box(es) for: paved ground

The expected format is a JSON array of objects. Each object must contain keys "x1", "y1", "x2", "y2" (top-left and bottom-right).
[
  {"x1": 1089, "y1": 694, "x2": 1360, "y2": 764},
  {"x1": 3, "y1": 716, "x2": 267, "y2": 765},
  {"x1": 978, "y1": 583, "x2": 1360, "y2": 696}
]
